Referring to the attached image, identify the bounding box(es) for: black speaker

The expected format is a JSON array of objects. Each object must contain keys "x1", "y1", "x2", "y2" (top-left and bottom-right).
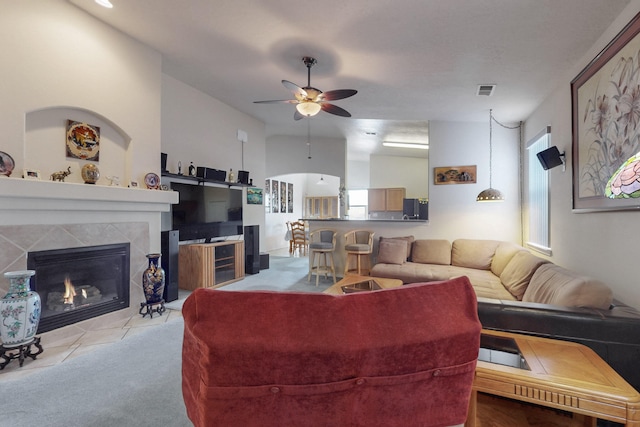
[
  {"x1": 161, "y1": 230, "x2": 179, "y2": 302},
  {"x1": 238, "y1": 170, "x2": 250, "y2": 185},
  {"x1": 537, "y1": 146, "x2": 565, "y2": 170},
  {"x1": 244, "y1": 225, "x2": 260, "y2": 275},
  {"x1": 161, "y1": 152, "x2": 167, "y2": 172},
  {"x1": 418, "y1": 202, "x2": 429, "y2": 220}
]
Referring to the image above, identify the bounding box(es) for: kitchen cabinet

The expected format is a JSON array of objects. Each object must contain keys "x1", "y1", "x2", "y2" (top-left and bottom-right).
[
  {"x1": 305, "y1": 196, "x2": 338, "y2": 219},
  {"x1": 368, "y1": 188, "x2": 406, "y2": 211}
]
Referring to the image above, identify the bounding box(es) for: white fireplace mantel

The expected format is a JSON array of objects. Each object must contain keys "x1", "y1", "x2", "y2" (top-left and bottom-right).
[{"x1": 0, "y1": 177, "x2": 178, "y2": 215}]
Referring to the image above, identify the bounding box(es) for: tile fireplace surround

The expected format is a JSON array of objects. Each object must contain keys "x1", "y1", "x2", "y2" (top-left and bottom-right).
[{"x1": 0, "y1": 178, "x2": 177, "y2": 346}]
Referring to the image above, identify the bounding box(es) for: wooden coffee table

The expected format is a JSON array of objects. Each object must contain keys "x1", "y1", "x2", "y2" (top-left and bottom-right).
[
  {"x1": 466, "y1": 329, "x2": 640, "y2": 426},
  {"x1": 323, "y1": 275, "x2": 403, "y2": 295}
]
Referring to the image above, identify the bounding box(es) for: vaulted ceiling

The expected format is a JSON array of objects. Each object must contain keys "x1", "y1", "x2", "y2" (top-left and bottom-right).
[{"x1": 69, "y1": 0, "x2": 631, "y2": 160}]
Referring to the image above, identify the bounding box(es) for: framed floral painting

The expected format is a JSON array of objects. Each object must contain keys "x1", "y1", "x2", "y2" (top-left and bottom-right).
[{"x1": 572, "y1": 12, "x2": 640, "y2": 211}]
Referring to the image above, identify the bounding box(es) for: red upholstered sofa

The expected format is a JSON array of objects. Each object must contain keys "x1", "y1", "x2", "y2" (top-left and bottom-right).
[{"x1": 182, "y1": 277, "x2": 482, "y2": 427}]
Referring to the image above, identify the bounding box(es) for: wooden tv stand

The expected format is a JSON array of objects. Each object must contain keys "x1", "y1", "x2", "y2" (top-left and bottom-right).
[{"x1": 178, "y1": 240, "x2": 244, "y2": 290}]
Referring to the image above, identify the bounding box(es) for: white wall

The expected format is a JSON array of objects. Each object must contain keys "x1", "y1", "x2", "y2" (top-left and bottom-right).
[
  {"x1": 0, "y1": 2, "x2": 161, "y2": 180},
  {"x1": 264, "y1": 173, "x2": 308, "y2": 250},
  {"x1": 266, "y1": 134, "x2": 346, "y2": 180},
  {"x1": 161, "y1": 75, "x2": 267, "y2": 249},
  {"x1": 427, "y1": 121, "x2": 521, "y2": 242},
  {"x1": 369, "y1": 155, "x2": 428, "y2": 199},
  {"x1": 347, "y1": 159, "x2": 370, "y2": 189},
  {"x1": 525, "y1": 0, "x2": 640, "y2": 309},
  {"x1": 0, "y1": 2, "x2": 164, "y2": 249}
]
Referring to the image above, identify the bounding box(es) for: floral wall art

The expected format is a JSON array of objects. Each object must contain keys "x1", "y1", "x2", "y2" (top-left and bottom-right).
[{"x1": 572, "y1": 12, "x2": 640, "y2": 211}]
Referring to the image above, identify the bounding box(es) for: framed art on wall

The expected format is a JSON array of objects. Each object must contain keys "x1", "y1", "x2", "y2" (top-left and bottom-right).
[
  {"x1": 287, "y1": 183, "x2": 293, "y2": 213},
  {"x1": 434, "y1": 165, "x2": 476, "y2": 185},
  {"x1": 265, "y1": 179, "x2": 271, "y2": 213},
  {"x1": 271, "y1": 180, "x2": 279, "y2": 213},
  {"x1": 280, "y1": 181, "x2": 286, "y2": 213},
  {"x1": 572, "y1": 12, "x2": 640, "y2": 211},
  {"x1": 247, "y1": 188, "x2": 263, "y2": 205}
]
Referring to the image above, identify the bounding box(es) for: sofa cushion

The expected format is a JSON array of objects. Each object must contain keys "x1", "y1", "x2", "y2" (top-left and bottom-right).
[
  {"x1": 450, "y1": 268, "x2": 517, "y2": 300},
  {"x1": 451, "y1": 239, "x2": 500, "y2": 270},
  {"x1": 182, "y1": 279, "x2": 481, "y2": 427},
  {"x1": 500, "y1": 251, "x2": 549, "y2": 300},
  {"x1": 491, "y1": 242, "x2": 525, "y2": 276},
  {"x1": 379, "y1": 235, "x2": 415, "y2": 260},
  {"x1": 411, "y1": 239, "x2": 451, "y2": 265},
  {"x1": 522, "y1": 264, "x2": 613, "y2": 309},
  {"x1": 377, "y1": 239, "x2": 408, "y2": 265},
  {"x1": 371, "y1": 262, "x2": 453, "y2": 283}
]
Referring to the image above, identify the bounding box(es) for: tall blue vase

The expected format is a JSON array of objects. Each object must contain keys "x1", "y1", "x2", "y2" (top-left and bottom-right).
[
  {"x1": 142, "y1": 254, "x2": 165, "y2": 304},
  {"x1": 0, "y1": 270, "x2": 41, "y2": 348}
]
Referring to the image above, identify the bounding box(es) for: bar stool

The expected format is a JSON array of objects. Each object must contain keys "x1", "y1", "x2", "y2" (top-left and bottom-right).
[
  {"x1": 308, "y1": 229, "x2": 337, "y2": 286},
  {"x1": 344, "y1": 230, "x2": 375, "y2": 276}
]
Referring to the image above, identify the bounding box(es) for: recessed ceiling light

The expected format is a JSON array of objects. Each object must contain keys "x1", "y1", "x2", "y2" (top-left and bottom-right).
[
  {"x1": 382, "y1": 141, "x2": 429, "y2": 149},
  {"x1": 95, "y1": 0, "x2": 113, "y2": 8}
]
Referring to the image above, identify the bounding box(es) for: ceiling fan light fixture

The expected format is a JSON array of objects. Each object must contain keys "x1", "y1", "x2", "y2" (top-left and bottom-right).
[
  {"x1": 382, "y1": 141, "x2": 429, "y2": 150},
  {"x1": 296, "y1": 101, "x2": 321, "y2": 117}
]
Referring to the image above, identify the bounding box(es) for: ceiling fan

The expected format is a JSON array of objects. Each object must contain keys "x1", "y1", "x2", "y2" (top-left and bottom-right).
[{"x1": 254, "y1": 56, "x2": 357, "y2": 120}]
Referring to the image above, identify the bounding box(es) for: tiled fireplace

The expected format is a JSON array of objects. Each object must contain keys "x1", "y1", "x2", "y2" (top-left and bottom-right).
[
  {"x1": 0, "y1": 178, "x2": 177, "y2": 343},
  {"x1": 27, "y1": 243, "x2": 131, "y2": 333}
]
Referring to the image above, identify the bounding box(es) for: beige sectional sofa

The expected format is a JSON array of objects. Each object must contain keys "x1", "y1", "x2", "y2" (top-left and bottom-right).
[
  {"x1": 369, "y1": 237, "x2": 640, "y2": 392},
  {"x1": 370, "y1": 238, "x2": 613, "y2": 310}
]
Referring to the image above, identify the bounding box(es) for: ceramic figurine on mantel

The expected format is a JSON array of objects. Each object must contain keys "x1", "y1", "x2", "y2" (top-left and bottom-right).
[
  {"x1": 81, "y1": 163, "x2": 99, "y2": 184},
  {"x1": 228, "y1": 168, "x2": 235, "y2": 183},
  {"x1": 189, "y1": 162, "x2": 196, "y2": 177}
]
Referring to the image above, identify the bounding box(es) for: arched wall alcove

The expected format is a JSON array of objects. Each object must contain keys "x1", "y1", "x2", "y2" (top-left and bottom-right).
[{"x1": 25, "y1": 106, "x2": 133, "y2": 185}]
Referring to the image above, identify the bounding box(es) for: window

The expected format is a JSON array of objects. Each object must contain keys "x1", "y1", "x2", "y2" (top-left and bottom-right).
[
  {"x1": 347, "y1": 189, "x2": 368, "y2": 220},
  {"x1": 526, "y1": 127, "x2": 552, "y2": 255}
]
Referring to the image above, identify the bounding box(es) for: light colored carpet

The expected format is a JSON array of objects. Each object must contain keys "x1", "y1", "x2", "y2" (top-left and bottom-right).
[
  {"x1": 0, "y1": 255, "x2": 333, "y2": 427},
  {"x1": 1, "y1": 317, "x2": 189, "y2": 427},
  {"x1": 223, "y1": 255, "x2": 334, "y2": 293}
]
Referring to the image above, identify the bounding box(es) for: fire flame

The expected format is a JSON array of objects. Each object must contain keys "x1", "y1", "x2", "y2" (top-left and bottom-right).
[{"x1": 63, "y1": 275, "x2": 76, "y2": 304}]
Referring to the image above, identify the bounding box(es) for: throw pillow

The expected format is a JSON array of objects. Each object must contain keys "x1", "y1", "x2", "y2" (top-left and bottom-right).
[
  {"x1": 451, "y1": 239, "x2": 500, "y2": 270},
  {"x1": 499, "y1": 251, "x2": 549, "y2": 300},
  {"x1": 522, "y1": 263, "x2": 613, "y2": 309},
  {"x1": 411, "y1": 240, "x2": 452, "y2": 265},
  {"x1": 379, "y1": 235, "x2": 415, "y2": 260},
  {"x1": 377, "y1": 239, "x2": 408, "y2": 265}
]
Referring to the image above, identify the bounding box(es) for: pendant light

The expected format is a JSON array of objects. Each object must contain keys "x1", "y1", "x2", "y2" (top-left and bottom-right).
[{"x1": 477, "y1": 109, "x2": 505, "y2": 202}]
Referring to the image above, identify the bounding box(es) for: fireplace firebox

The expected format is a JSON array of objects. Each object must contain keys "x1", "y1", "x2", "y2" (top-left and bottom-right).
[{"x1": 27, "y1": 243, "x2": 131, "y2": 333}]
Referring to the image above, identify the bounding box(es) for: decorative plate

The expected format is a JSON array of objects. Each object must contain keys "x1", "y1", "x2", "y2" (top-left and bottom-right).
[
  {"x1": 66, "y1": 120, "x2": 100, "y2": 161},
  {"x1": 144, "y1": 172, "x2": 160, "y2": 189},
  {"x1": 0, "y1": 151, "x2": 15, "y2": 177}
]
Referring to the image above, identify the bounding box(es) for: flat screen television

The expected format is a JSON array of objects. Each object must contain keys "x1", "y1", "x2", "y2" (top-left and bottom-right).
[{"x1": 169, "y1": 182, "x2": 243, "y2": 242}]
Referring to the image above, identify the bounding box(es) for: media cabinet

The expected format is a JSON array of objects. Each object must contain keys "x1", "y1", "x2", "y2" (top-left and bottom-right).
[{"x1": 178, "y1": 241, "x2": 245, "y2": 290}]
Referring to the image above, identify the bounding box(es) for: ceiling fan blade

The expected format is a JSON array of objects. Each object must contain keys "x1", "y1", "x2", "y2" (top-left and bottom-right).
[
  {"x1": 282, "y1": 80, "x2": 307, "y2": 98},
  {"x1": 321, "y1": 103, "x2": 352, "y2": 117},
  {"x1": 320, "y1": 89, "x2": 357, "y2": 101},
  {"x1": 253, "y1": 99, "x2": 298, "y2": 104},
  {"x1": 294, "y1": 110, "x2": 305, "y2": 121}
]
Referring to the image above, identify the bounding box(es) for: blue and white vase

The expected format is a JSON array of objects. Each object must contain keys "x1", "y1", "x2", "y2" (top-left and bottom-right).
[
  {"x1": 142, "y1": 254, "x2": 165, "y2": 305},
  {"x1": 0, "y1": 270, "x2": 41, "y2": 348}
]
